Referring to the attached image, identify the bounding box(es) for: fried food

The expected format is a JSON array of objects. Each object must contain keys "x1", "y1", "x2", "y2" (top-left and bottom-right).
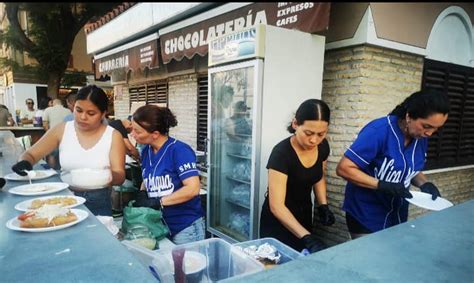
[
  {"x1": 19, "y1": 212, "x2": 78, "y2": 228},
  {"x1": 18, "y1": 204, "x2": 78, "y2": 228},
  {"x1": 29, "y1": 197, "x2": 77, "y2": 209}
]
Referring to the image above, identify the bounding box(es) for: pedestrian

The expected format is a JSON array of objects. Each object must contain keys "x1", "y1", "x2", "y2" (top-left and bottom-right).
[
  {"x1": 11, "y1": 85, "x2": 126, "y2": 216},
  {"x1": 20, "y1": 98, "x2": 36, "y2": 125},
  {"x1": 260, "y1": 99, "x2": 336, "y2": 253},
  {"x1": 0, "y1": 104, "x2": 11, "y2": 126},
  {"x1": 131, "y1": 105, "x2": 204, "y2": 245},
  {"x1": 336, "y1": 89, "x2": 450, "y2": 239},
  {"x1": 43, "y1": 99, "x2": 71, "y2": 130}
]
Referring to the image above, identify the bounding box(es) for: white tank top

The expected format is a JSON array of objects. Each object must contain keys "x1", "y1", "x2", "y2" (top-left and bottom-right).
[{"x1": 59, "y1": 121, "x2": 113, "y2": 171}]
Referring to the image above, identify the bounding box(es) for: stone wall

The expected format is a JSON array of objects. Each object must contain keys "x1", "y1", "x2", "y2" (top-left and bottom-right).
[{"x1": 314, "y1": 44, "x2": 474, "y2": 247}]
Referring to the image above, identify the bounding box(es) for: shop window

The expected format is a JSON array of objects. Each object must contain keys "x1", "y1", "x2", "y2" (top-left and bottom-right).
[
  {"x1": 129, "y1": 80, "x2": 168, "y2": 107},
  {"x1": 197, "y1": 75, "x2": 208, "y2": 152},
  {"x1": 422, "y1": 59, "x2": 474, "y2": 170}
]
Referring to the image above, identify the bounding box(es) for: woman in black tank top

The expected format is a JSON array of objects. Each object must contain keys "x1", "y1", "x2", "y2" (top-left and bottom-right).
[{"x1": 260, "y1": 99, "x2": 335, "y2": 253}]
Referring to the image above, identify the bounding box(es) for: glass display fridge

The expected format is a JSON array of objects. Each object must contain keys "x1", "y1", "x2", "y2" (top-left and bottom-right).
[{"x1": 207, "y1": 25, "x2": 326, "y2": 242}]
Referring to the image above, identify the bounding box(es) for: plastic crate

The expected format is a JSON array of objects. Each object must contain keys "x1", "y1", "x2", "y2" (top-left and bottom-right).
[
  {"x1": 152, "y1": 238, "x2": 264, "y2": 282},
  {"x1": 233, "y1": 237, "x2": 303, "y2": 265}
]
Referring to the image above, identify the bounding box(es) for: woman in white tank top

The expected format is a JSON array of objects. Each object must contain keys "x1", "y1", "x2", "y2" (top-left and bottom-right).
[{"x1": 11, "y1": 85, "x2": 126, "y2": 216}]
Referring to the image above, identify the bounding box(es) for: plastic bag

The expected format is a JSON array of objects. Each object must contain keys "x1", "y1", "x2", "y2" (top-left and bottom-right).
[{"x1": 122, "y1": 200, "x2": 170, "y2": 241}]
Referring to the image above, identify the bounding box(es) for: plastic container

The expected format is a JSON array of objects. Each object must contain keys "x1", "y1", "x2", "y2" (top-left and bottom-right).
[
  {"x1": 233, "y1": 237, "x2": 302, "y2": 267},
  {"x1": 121, "y1": 238, "x2": 175, "y2": 277},
  {"x1": 124, "y1": 224, "x2": 157, "y2": 250},
  {"x1": 152, "y1": 238, "x2": 264, "y2": 283}
]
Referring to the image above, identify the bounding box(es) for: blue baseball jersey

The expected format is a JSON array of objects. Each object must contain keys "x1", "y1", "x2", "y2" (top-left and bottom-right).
[
  {"x1": 342, "y1": 115, "x2": 428, "y2": 232},
  {"x1": 141, "y1": 137, "x2": 202, "y2": 235}
]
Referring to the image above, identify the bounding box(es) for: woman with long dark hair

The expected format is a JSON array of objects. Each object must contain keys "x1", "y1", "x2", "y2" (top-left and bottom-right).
[
  {"x1": 260, "y1": 99, "x2": 336, "y2": 253},
  {"x1": 12, "y1": 85, "x2": 126, "y2": 216},
  {"x1": 336, "y1": 89, "x2": 450, "y2": 239}
]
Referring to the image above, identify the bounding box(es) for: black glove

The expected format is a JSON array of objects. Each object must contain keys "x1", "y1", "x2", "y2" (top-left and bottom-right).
[
  {"x1": 11, "y1": 160, "x2": 33, "y2": 176},
  {"x1": 301, "y1": 234, "x2": 326, "y2": 253},
  {"x1": 133, "y1": 190, "x2": 162, "y2": 210},
  {"x1": 377, "y1": 180, "x2": 412, "y2": 199},
  {"x1": 317, "y1": 204, "x2": 335, "y2": 226},
  {"x1": 420, "y1": 182, "x2": 441, "y2": 200},
  {"x1": 0, "y1": 177, "x2": 5, "y2": 189}
]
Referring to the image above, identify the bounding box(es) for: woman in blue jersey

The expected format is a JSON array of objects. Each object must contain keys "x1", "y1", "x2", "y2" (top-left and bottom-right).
[
  {"x1": 131, "y1": 105, "x2": 204, "y2": 245},
  {"x1": 336, "y1": 89, "x2": 450, "y2": 239}
]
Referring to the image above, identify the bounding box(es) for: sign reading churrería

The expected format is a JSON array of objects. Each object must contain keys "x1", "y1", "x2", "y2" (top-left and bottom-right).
[
  {"x1": 94, "y1": 39, "x2": 159, "y2": 79},
  {"x1": 160, "y1": 2, "x2": 331, "y2": 64}
]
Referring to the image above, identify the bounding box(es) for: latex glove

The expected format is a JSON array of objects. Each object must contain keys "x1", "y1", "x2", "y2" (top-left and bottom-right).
[
  {"x1": 301, "y1": 234, "x2": 326, "y2": 253},
  {"x1": 377, "y1": 180, "x2": 412, "y2": 199},
  {"x1": 11, "y1": 160, "x2": 33, "y2": 176},
  {"x1": 133, "y1": 190, "x2": 162, "y2": 210},
  {"x1": 317, "y1": 204, "x2": 335, "y2": 226},
  {"x1": 420, "y1": 182, "x2": 441, "y2": 200}
]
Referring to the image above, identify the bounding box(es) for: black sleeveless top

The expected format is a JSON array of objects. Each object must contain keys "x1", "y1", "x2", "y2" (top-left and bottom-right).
[{"x1": 260, "y1": 136, "x2": 330, "y2": 250}]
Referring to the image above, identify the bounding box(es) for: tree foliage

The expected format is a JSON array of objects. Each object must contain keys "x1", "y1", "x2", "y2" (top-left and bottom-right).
[{"x1": 0, "y1": 3, "x2": 120, "y2": 98}]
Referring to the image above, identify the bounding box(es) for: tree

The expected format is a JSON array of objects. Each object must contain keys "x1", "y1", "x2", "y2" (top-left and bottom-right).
[{"x1": 0, "y1": 3, "x2": 120, "y2": 98}]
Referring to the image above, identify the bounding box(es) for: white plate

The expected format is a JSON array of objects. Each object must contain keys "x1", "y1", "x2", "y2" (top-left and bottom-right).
[
  {"x1": 406, "y1": 191, "x2": 454, "y2": 211},
  {"x1": 4, "y1": 170, "x2": 58, "y2": 181},
  {"x1": 14, "y1": 196, "x2": 86, "y2": 211},
  {"x1": 5, "y1": 209, "x2": 89, "y2": 232},
  {"x1": 8, "y1": 182, "x2": 69, "y2": 196}
]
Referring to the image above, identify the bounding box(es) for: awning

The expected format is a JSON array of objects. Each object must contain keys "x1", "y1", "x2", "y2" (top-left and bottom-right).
[
  {"x1": 159, "y1": 3, "x2": 331, "y2": 64},
  {"x1": 94, "y1": 33, "x2": 160, "y2": 80}
]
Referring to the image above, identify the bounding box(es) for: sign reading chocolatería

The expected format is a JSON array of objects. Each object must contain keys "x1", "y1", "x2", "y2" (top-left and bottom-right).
[
  {"x1": 160, "y1": 2, "x2": 331, "y2": 64},
  {"x1": 94, "y1": 39, "x2": 159, "y2": 79}
]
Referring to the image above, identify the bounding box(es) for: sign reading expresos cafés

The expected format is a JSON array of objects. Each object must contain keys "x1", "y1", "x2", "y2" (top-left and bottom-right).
[{"x1": 160, "y1": 3, "x2": 330, "y2": 64}]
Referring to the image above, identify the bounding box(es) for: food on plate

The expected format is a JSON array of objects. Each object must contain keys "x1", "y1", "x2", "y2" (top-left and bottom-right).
[
  {"x1": 29, "y1": 196, "x2": 77, "y2": 209},
  {"x1": 18, "y1": 204, "x2": 77, "y2": 228},
  {"x1": 20, "y1": 184, "x2": 51, "y2": 193}
]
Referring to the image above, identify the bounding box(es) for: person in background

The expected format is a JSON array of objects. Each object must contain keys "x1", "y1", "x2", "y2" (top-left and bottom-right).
[
  {"x1": 131, "y1": 105, "x2": 204, "y2": 245},
  {"x1": 20, "y1": 98, "x2": 36, "y2": 125},
  {"x1": 260, "y1": 99, "x2": 336, "y2": 254},
  {"x1": 11, "y1": 85, "x2": 126, "y2": 216},
  {"x1": 34, "y1": 97, "x2": 51, "y2": 127},
  {"x1": 108, "y1": 116, "x2": 140, "y2": 162},
  {"x1": 336, "y1": 89, "x2": 450, "y2": 239},
  {"x1": 225, "y1": 101, "x2": 252, "y2": 141},
  {"x1": 63, "y1": 92, "x2": 77, "y2": 122},
  {"x1": 43, "y1": 99, "x2": 71, "y2": 131},
  {"x1": 0, "y1": 104, "x2": 12, "y2": 126}
]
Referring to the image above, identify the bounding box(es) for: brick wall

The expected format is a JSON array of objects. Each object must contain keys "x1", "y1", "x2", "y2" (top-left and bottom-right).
[
  {"x1": 168, "y1": 74, "x2": 198, "y2": 149},
  {"x1": 314, "y1": 45, "x2": 474, "y2": 247}
]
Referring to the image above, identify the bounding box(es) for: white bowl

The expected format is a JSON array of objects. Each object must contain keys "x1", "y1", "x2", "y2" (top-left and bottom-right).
[{"x1": 61, "y1": 168, "x2": 112, "y2": 190}]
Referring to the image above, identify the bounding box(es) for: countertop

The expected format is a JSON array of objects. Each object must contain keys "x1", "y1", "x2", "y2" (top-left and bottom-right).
[
  {"x1": 0, "y1": 132, "x2": 157, "y2": 282},
  {"x1": 228, "y1": 199, "x2": 474, "y2": 282}
]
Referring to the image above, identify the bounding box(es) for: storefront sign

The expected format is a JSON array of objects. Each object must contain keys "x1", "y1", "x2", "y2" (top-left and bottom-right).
[
  {"x1": 209, "y1": 26, "x2": 265, "y2": 66},
  {"x1": 160, "y1": 2, "x2": 330, "y2": 63},
  {"x1": 94, "y1": 40, "x2": 159, "y2": 79}
]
